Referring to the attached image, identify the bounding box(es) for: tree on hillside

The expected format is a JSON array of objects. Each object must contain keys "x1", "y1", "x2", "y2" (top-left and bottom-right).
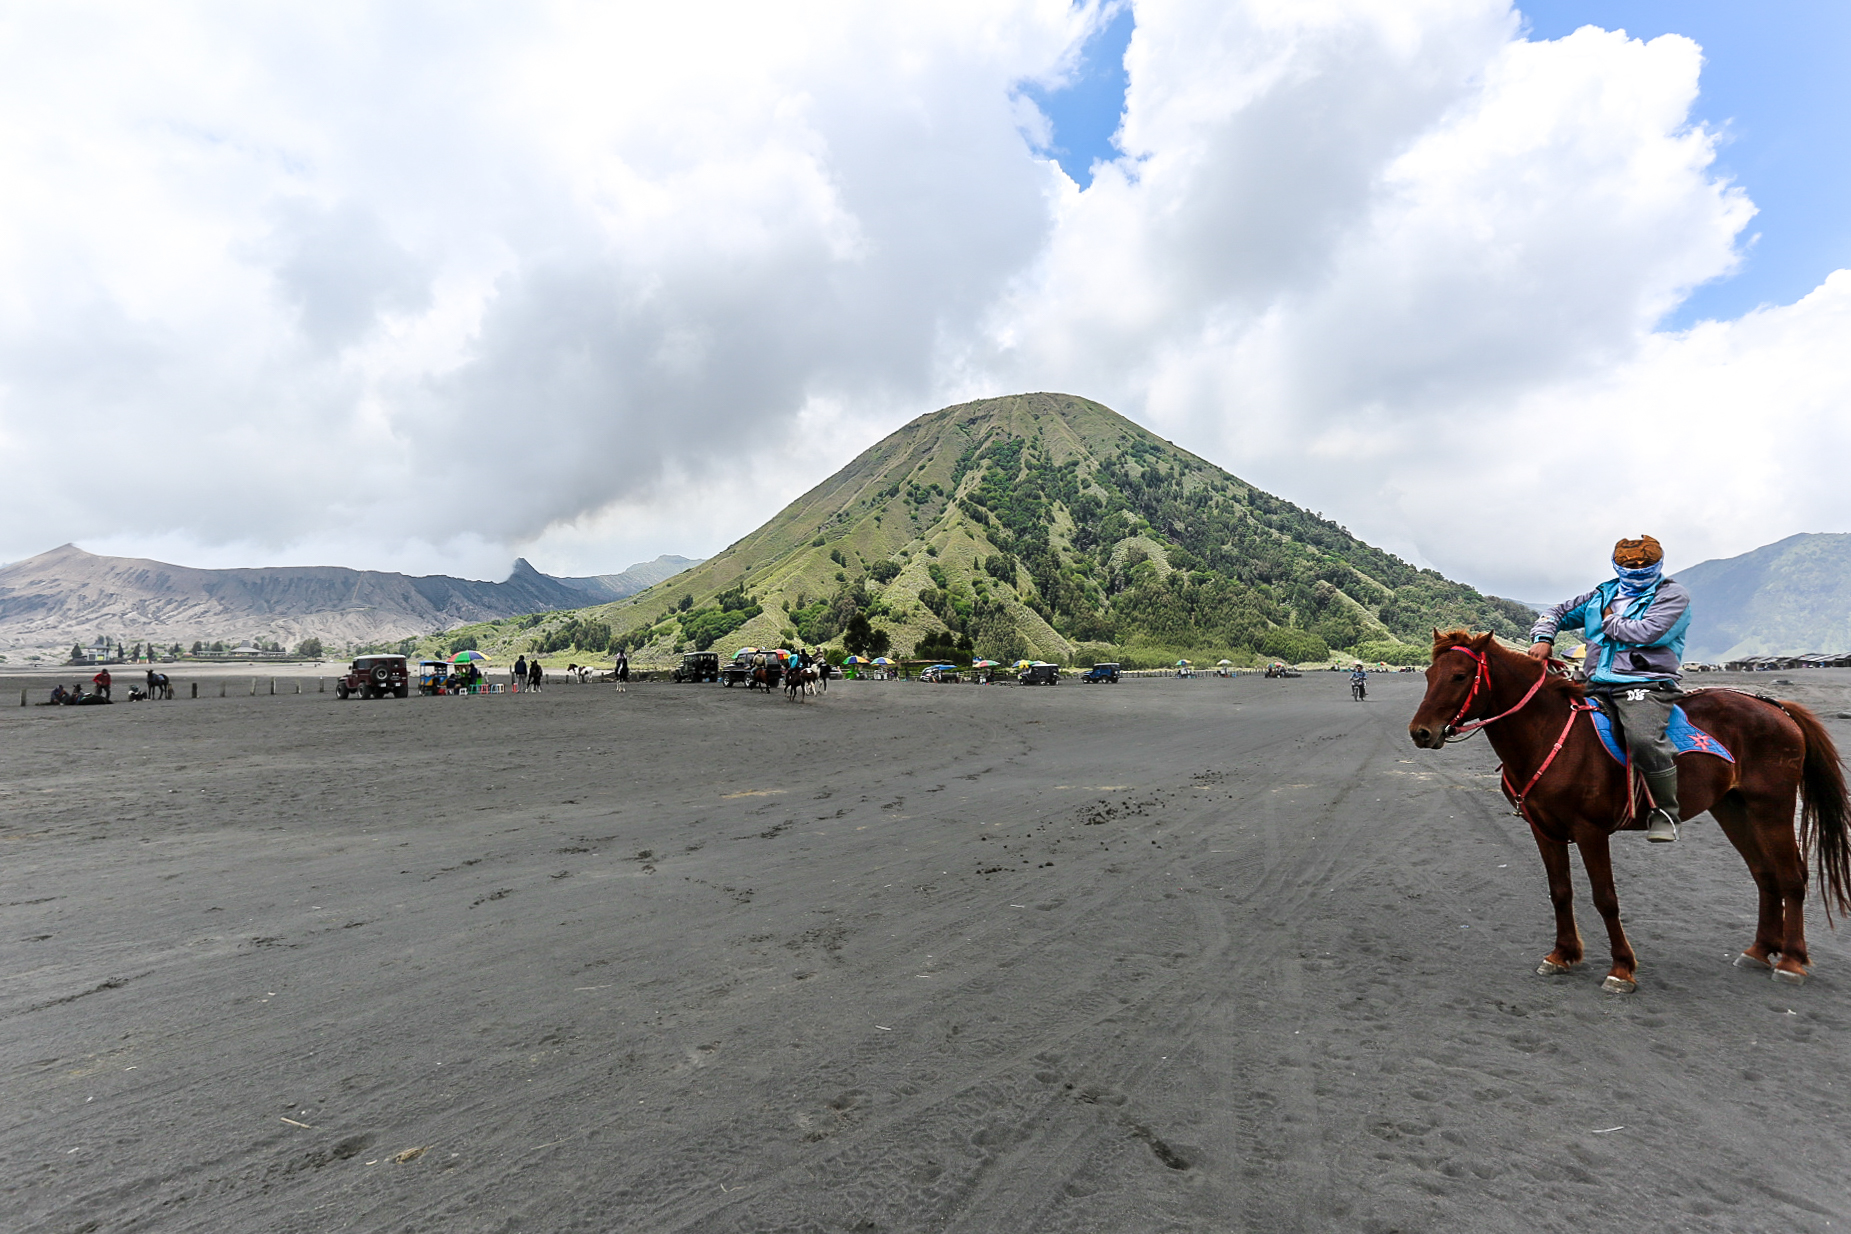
[
  {"x1": 842, "y1": 612, "x2": 873, "y2": 656},
  {"x1": 295, "y1": 637, "x2": 324, "y2": 658}
]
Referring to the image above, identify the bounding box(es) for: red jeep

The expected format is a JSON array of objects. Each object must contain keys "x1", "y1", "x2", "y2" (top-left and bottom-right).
[{"x1": 336, "y1": 654, "x2": 410, "y2": 700}]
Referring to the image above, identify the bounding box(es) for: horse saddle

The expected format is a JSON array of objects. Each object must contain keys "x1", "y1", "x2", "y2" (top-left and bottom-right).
[{"x1": 1588, "y1": 699, "x2": 1734, "y2": 765}]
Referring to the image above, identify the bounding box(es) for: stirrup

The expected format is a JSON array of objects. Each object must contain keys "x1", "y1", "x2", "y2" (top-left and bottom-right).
[{"x1": 1645, "y1": 810, "x2": 1679, "y2": 844}]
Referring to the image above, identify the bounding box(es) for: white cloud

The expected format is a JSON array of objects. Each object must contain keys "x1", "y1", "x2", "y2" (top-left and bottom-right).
[{"x1": 1, "y1": 1, "x2": 1845, "y2": 600}]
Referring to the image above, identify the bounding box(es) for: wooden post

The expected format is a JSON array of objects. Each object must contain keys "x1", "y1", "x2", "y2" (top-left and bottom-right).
[
  {"x1": 19, "y1": 688, "x2": 25, "y2": 707},
  {"x1": 269, "y1": 678, "x2": 275, "y2": 695},
  {"x1": 294, "y1": 681, "x2": 300, "y2": 694},
  {"x1": 249, "y1": 679, "x2": 255, "y2": 696},
  {"x1": 319, "y1": 679, "x2": 325, "y2": 693},
  {"x1": 220, "y1": 681, "x2": 226, "y2": 697},
  {"x1": 191, "y1": 682, "x2": 198, "y2": 699}
]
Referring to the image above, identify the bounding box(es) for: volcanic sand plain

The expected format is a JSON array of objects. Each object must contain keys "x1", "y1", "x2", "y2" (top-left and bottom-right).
[{"x1": 3, "y1": 669, "x2": 1850, "y2": 1233}]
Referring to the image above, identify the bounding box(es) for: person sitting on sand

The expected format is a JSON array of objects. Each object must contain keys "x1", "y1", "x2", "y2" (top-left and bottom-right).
[
  {"x1": 1528, "y1": 534, "x2": 1691, "y2": 844},
  {"x1": 49, "y1": 684, "x2": 67, "y2": 704}
]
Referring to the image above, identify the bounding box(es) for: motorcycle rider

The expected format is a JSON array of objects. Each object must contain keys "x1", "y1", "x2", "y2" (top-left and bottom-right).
[{"x1": 1526, "y1": 535, "x2": 1691, "y2": 843}]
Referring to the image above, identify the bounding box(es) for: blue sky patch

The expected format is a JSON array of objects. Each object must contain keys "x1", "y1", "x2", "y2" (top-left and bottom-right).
[
  {"x1": 1020, "y1": 3, "x2": 1134, "y2": 189},
  {"x1": 1524, "y1": 2, "x2": 1851, "y2": 326}
]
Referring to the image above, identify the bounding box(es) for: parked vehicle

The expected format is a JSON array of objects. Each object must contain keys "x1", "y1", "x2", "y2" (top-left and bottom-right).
[
  {"x1": 919, "y1": 664, "x2": 961, "y2": 683},
  {"x1": 1018, "y1": 663, "x2": 1060, "y2": 685},
  {"x1": 723, "y1": 652, "x2": 782, "y2": 688},
  {"x1": 337, "y1": 654, "x2": 410, "y2": 699},
  {"x1": 417, "y1": 660, "x2": 451, "y2": 695},
  {"x1": 673, "y1": 651, "x2": 721, "y2": 683},
  {"x1": 1080, "y1": 662, "x2": 1120, "y2": 683}
]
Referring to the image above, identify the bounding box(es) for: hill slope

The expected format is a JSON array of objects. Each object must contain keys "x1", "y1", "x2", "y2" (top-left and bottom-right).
[
  {"x1": 1678, "y1": 532, "x2": 1851, "y2": 660},
  {"x1": 549, "y1": 556, "x2": 703, "y2": 604},
  {"x1": 481, "y1": 393, "x2": 1530, "y2": 667},
  {"x1": 0, "y1": 544, "x2": 663, "y2": 653}
]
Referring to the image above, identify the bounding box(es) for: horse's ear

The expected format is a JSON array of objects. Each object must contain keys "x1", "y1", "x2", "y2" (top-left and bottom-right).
[
  {"x1": 1471, "y1": 630, "x2": 1495, "y2": 649},
  {"x1": 1431, "y1": 627, "x2": 1442, "y2": 645}
]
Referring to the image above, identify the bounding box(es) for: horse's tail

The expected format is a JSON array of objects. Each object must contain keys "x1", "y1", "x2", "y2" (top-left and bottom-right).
[{"x1": 1782, "y1": 700, "x2": 1851, "y2": 922}]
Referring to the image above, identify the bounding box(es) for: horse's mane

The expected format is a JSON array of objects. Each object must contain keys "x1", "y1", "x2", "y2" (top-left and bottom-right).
[{"x1": 1430, "y1": 628, "x2": 1586, "y2": 700}]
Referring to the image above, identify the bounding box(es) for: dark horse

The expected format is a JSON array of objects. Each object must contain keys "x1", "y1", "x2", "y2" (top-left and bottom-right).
[
  {"x1": 785, "y1": 665, "x2": 818, "y2": 701},
  {"x1": 1409, "y1": 630, "x2": 1851, "y2": 990},
  {"x1": 145, "y1": 670, "x2": 172, "y2": 700}
]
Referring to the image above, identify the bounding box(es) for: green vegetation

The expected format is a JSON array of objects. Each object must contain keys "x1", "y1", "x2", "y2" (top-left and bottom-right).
[
  {"x1": 533, "y1": 616, "x2": 612, "y2": 654},
  {"x1": 294, "y1": 637, "x2": 324, "y2": 658},
  {"x1": 675, "y1": 584, "x2": 761, "y2": 651}
]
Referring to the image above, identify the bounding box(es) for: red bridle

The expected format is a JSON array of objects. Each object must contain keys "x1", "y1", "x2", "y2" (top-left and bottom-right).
[{"x1": 1439, "y1": 644, "x2": 1549, "y2": 737}]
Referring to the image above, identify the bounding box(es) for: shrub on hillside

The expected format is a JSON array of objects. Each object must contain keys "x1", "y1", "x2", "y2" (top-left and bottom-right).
[
  {"x1": 1351, "y1": 639, "x2": 1429, "y2": 666},
  {"x1": 1256, "y1": 627, "x2": 1329, "y2": 664}
]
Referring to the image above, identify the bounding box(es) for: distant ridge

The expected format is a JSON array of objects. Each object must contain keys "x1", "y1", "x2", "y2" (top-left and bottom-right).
[
  {"x1": 550, "y1": 556, "x2": 702, "y2": 603},
  {"x1": 0, "y1": 544, "x2": 694, "y2": 652},
  {"x1": 1678, "y1": 533, "x2": 1851, "y2": 661}
]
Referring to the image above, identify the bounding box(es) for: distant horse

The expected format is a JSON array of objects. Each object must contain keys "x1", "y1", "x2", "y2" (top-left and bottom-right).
[
  {"x1": 1409, "y1": 630, "x2": 1851, "y2": 990},
  {"x1": 145, "y1": 670, "x2": 172, "y2": 700},
  {"x1": 785, "y1": 665, "x2": 818, "y2": 701}
]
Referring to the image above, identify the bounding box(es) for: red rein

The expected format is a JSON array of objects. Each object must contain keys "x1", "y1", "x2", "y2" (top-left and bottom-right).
[
  {"x1": 1441, "y1": 645, "x2": 1591, "y2": 823},
  {"x1": 1442, "y1": 645, "x2": 1549, "y2": 736}
]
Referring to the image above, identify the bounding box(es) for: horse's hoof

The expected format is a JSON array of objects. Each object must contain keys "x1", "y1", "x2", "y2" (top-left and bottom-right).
[
  {"x1": 1772, "y1": 967, "x2": 1808, "y2": 987},
  {"x1": 1536, "y1": 959, "x2": 1577, "y2": 976},
  {"x1": 1601, "y1": 976, "x2": 1637, "y2": 994},
  {"x1": 1733, "y1": 952, "x2": 1775, "y2": 971}
]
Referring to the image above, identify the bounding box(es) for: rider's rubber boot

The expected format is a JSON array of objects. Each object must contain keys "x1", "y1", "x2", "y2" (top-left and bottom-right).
[{"x1": 1644, "y1": 767, "x2": 1682, "y2": 844}]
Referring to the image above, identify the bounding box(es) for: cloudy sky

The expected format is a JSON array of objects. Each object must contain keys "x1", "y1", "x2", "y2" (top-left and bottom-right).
[{"x1": 2, "y1": 1, "x2": 1847, "y2": 600}]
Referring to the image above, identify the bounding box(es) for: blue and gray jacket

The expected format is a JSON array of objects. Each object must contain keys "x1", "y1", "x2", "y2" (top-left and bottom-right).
[{"x1": 1530, "y1": 576, "x2": 1690, "y2": 685}]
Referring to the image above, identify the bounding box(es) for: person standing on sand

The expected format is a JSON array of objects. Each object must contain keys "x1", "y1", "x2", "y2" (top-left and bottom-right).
[
  {"x1": 92, "y1": 667, "x2": 111, "y2": 700},
  {"x1": 616, "y1": 648, "x2": 628, "y2": 683},
  {"x1": 514, "y1": 655, "x2": 527, "y2": 691},
  {"x1": 1528, "y1": 534, "x2": 1692, "y2": 844}
]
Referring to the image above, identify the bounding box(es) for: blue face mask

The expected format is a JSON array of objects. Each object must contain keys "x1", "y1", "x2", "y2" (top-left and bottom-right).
[{"x1": 1613, "y1": 559, "x2": 1662, "y2": 598}]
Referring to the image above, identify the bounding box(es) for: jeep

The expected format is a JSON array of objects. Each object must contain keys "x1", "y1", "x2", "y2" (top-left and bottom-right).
[
  {"x1": 673, "y1": 651, "x2": 721, "y2": 683},
  {"x1": 1080, "y1": 662, "x2": 1120, "y2": 683},
  {"x1": 337, "y1": 654, "x2": 410, "y2": 699}
]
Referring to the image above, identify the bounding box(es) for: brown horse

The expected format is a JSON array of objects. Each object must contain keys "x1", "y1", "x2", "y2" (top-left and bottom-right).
[{"x1": 1409, "y1": 630, "x2": 1851, "y2": 990}]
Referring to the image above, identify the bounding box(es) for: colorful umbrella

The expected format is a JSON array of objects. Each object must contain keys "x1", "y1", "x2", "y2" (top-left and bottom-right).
[
  {"x1": 872, "y1": 657, "x2": 891, "y2": 665},
  {"x1": 451, "y1": 649, "x2": 489, "y2": 664},
  {"x1": 1217, "y1": 659, "x2": 1233, "y2": 666},
  {"x1": 971, "y1": 659, "x2": 998, "y2": 667},
  {"x1": 843, "y1": 655, "x2": 867, "y2": 664},
  {"x1": 734, "y1": 647, "x2": 760, "y2": 659},
  {"x1": 1176, "y1": 659, "x2": 1191, "y2": 666}
]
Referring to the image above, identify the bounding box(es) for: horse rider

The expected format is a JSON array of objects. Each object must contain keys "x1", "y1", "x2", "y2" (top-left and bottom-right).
[
  {"x1": 1526, "y1": 535, "x2": 1691, "y2": 843},
  {"x1": 1350, "y1": 661, "x2": 1367, "y2": 699}
]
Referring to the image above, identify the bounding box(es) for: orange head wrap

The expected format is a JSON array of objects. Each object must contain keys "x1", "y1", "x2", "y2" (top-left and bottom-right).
[{"x1": 1612, "y1": 535, "x2": 1663, "y2": 569}]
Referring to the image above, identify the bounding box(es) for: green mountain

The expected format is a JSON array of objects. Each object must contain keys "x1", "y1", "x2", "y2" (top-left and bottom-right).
[
  {"x1": 1677, "y1": 532, "x2": 1851, "y2": 661},
  {"x1": 446, "y1": 393, "x2": 1533, "y2": 667}
]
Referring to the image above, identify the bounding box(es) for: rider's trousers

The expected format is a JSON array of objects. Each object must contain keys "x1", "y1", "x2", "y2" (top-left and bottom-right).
[{"x1": 1593, "y1": 681, "x2": 1685, "y2": 777}]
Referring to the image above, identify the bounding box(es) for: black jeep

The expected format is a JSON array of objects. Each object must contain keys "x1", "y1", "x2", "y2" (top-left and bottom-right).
[
  {"x1": 337, "y1": 654, "x2": 410, "y2": 699},
  {"x1": 673, "y1": 652, "x2": 721, "y2": 683}
]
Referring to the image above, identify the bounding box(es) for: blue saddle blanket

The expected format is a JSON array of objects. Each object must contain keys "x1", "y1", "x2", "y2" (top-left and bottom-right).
[{"x1": 1590, "y1": 704, "x2": 1734, "y2": 765}]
